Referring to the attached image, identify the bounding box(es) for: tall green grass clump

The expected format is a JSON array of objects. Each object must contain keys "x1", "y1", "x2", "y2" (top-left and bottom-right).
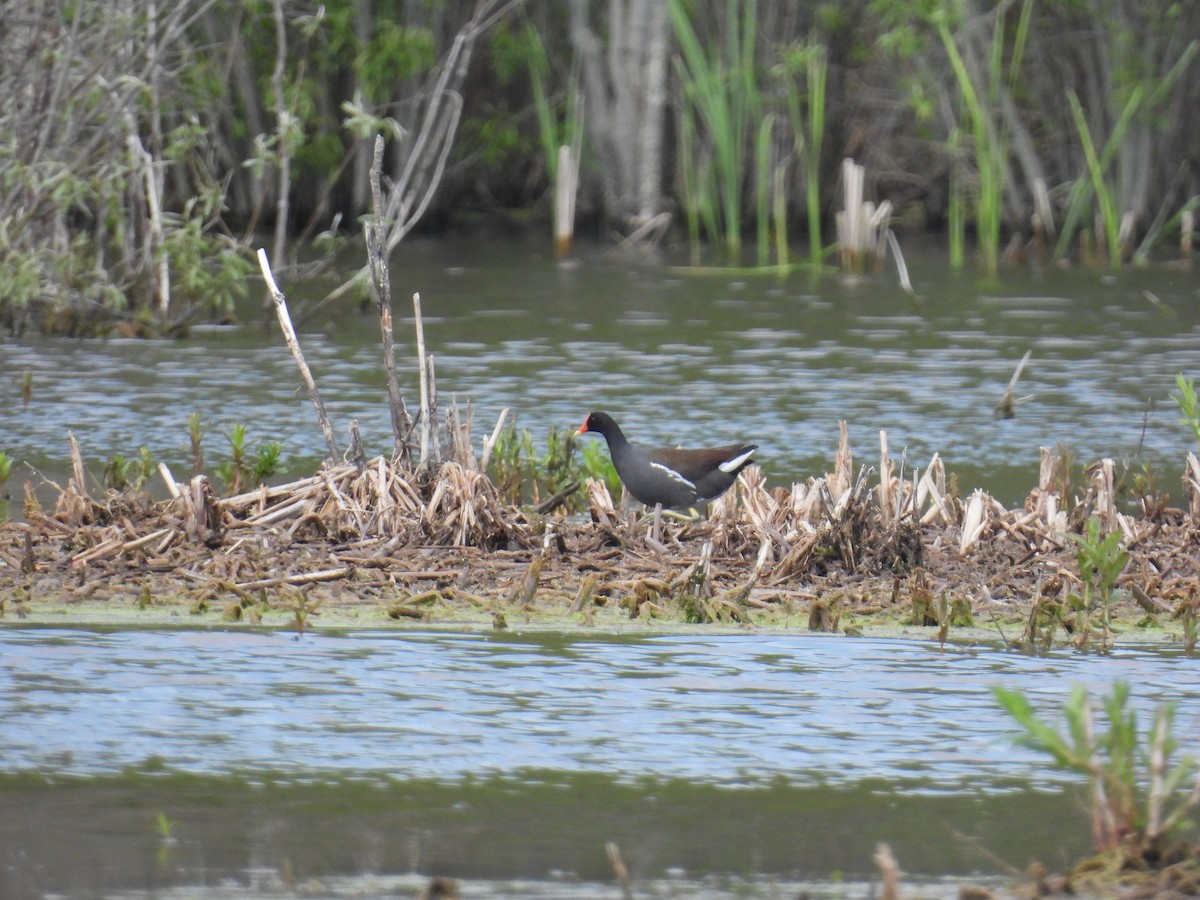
[
  {"x1": 935, "y1": 0, "x2": 1034, "y2": 277},
  {"x1": 670, "y1": 0, "x2": 763, "y2": 262},
  {"x1": 776, "y1": 39, "x2": 828, "y2": 270},
  {"x1": 1055, "y1": 41, "x2": 1197, "y2": 267},
  {"x1": 487, "y1": 424, "x2": 619, "y2": 512},
  {"x1": 995, "y1": 682, "x2": 1199, "y2": 858}
]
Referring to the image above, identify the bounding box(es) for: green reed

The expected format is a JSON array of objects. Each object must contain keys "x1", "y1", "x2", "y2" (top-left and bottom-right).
[
  {"x1": 754, "y1": 114, "x2": 775, "y2": 266},
  {"x1": 669, "y1": 0, "x2": 762, "y2": 261},
  {"x1": 523, "y1": 23, "x2": 580, "y2": 185},
  {"x1": 780, "y1": 39, "x2": 828, "y2": 270},
  {"x1": 947, "y1": 126, "x2": 966, "y2": 268},
  {"x1": 677, "y1": 114, "x2": 710, "y2": 266},
  {"x1": 1056, "y1": 41, "x2": 1196, "y2": 266},
  {"x1": 804, "y1": 43, "x2": 827, "y2": 269},
  {"x1": 936, "y1": 0, "x2": 1032, "y2": 277},
  {"x1": 1065, "y1": 89, "x2": 1134, "y2": 269}
]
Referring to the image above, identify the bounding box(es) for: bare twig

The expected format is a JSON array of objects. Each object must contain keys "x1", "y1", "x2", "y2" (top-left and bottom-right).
[
  {"x1": 367, "y1": 134, "x2": 413, "y2": 462},
  {"x1": 256, "y1": 248, "x2": 339, "y2": 462}
]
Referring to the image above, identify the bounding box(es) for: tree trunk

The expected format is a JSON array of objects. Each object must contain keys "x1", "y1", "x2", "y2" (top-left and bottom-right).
[{"x1": 569, "y1": 0, "x2": 670, "y2": 232}]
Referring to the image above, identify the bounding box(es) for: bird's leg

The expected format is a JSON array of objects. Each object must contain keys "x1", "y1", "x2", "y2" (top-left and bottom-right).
[
  {"x1": 663, "y1": 507, "x2": 701, "y2": 522},
  {"x1": 651, "y1": 502, "x2": 662, "y2": 543},
  {"x1": 637, "y1": 506, "x2": 701, "y2": 527}
]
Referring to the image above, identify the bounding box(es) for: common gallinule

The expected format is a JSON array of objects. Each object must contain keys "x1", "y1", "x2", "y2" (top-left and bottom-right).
[{"x1": 576, "y1": 411, "x2": 757, "y2": 509}]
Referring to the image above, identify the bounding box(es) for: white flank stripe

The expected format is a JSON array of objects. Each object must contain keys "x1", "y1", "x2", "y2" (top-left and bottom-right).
[
  {"x1": 650, "y1": 462, "x2": 694, "y2": 488},
  {"x1": 718, "y1": 449, "x2": 755, "y2": 473}
]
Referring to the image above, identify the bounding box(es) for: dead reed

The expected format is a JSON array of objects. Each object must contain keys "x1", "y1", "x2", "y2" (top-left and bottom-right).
[{"x1": 8, "y1": 417, "x2": 1200, "y2": 651}]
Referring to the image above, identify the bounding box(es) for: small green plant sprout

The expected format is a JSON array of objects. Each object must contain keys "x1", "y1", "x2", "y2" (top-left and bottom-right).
[
  {"x1": 485, "y1": 423, "x2": 618, "y2": 513},
  {"x1": 155, "y1": 812, "x2": 177, "y2": 843},
  {"x1": 994, "y1": 682, "x2": 1200, "y2": 858},
  {"x1": 1173, "y1": 373, "x2": 1200, "y2": 446},
  {"x1": 0, "y1": 451, "x2": 11, "y2": 485},
  {"x1": 214, "y1": 427, "x2": 282, "y2": 496},
  {"x1": 1066, "y1": 517, "x2": 1130, "y2": 648},
  {"x1": 186, "y1": 411, "x2": 203, "y2": 474},
  {"x1": 252, "y1": 441, "x2": 284, "y2": 484},
  {"x1": 154, "y1": 812, "x2": 178, "y2": 870},
  {"x1": 216, "y1": 424, "x2": 283, "y2": 495},
  {"x1": 103, "y1": 447, "x2": 157, "y2": 491}
]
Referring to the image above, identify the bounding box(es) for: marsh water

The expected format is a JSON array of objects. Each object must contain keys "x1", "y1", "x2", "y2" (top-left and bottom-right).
[
  {"x1": 2, "y1": 238, "x2": 1200, "y2": 897},
  {"x1": 2, "y1": 627, "x2": 1199, "y2": 899},
  {"x1": 2, "y1": 236, "x2": 1199, "y2": 506}
]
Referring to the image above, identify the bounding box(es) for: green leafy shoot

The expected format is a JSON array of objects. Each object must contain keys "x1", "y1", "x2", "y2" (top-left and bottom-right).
[
  {"x1": 1173, "y1": 373, "x2": 1200, "y2": 446},
  {"x1": 1065, "y1": 516, "x2": 1129, "y2": 646},
  {"x1": 994, "y1": 682, "x2": 1199, "y2": 853}
]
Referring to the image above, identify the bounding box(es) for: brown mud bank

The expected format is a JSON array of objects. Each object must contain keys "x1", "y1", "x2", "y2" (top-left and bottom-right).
[{"x1": 3, "y1": 425, "x2": 1200, "y2": 650}]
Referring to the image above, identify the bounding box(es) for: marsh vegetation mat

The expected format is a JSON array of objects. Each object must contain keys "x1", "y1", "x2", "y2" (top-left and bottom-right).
[{"x1": 3, "y1": 427, "x2": 1199, "y2": 650}]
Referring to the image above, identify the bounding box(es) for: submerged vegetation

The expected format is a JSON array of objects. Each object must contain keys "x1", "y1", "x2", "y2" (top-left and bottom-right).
[{"x1": 1, "y1": 0, "x2": 1198, "y2": 333}]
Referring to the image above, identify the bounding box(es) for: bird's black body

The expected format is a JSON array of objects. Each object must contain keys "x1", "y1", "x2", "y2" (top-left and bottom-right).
[{"x1": 577, "y1": 411, "x2": 757, "y2": 509}]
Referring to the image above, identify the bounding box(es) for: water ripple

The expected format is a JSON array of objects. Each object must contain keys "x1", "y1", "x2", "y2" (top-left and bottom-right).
[{"x1": 0, "y1": 628, "x2": 1195, "y2": 791}]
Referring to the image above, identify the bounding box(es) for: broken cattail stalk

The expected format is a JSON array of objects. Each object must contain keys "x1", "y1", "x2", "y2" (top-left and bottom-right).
[
  {"x1": 878, "y1": 430, "x2": 894, "y2": 524},
  {"x1": 1089, "y1": 458, "x2": 1118, "y2": 532},
  {"x1": 480, "y1": 407, "x2": 510, "y2": 470},
  {"x1": 68, "y1": 431, "x2": 88, "y2": 503},
  {"x1": 413, "y1": 291, "x2": 432, "y2": 468},
  {"x1": 122, "y1": 527, "x2": 175, "y2": 554},
  {"x1": 186, "y1": 474, "x2": 223, "y2": 544},
  {"x1": 512, "y1": 556, "x2": 545, "y2": 607},
  {"x1": 1118, "y1": 210, "x2": 1136, "y2": 263},
  {"x1": 1186, "y1": 452, "x2": 1200, "y2": 519},
  {"x1": 917, "y1": 454, "x2": 953, "y2": 526},
  {"x1": 427, "y1": 353, "x2": 440, "y2": 464},
  {"x1": 570, "y1": 573, "x2": 598, "y2": 614},
  {"x1": 606, "y1": 842, "x2": 633, "y2": 900},
  {"x1": 221, "y1": 474, "x2": 324, "y2": 511},
  {"x1": 257, "y1": 248, "x2": 339, "y2": 463},
  {"x1": 959, "y1": 489, "x2": 991, "y2": 555},
  {"x1": 70, "y1": 537, "x2": 125, "y2": 568},
  {"x1": 874, "y1": 842, "x2": 902, "y2": 900},
  {"x1": 22, "y1": 527, "x2": 35, "y2": 574},
  {"x1": 886, "y1": 230, "x2": 913, "y2": 294},
  {"x1": 837, "y1": 157, "x2": 863, "y2": 271},
  {"x1": 158, "y1": 462, "x2": 181, "y2": 499},
  {"x1": 554, "y1": 144, "x2": 576, "y2": 259}
]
